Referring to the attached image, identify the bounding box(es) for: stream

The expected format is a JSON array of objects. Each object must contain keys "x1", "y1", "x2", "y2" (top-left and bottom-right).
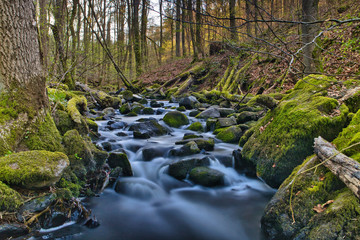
[{"x1": 36, "y1": 101, "x2": 275, "y2": 240}]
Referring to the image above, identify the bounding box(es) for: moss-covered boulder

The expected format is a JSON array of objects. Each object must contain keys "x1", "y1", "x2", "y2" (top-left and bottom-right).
[
  {"x1": 168, "y1": 158, "x2": 210, "y2": 180},
  {"x1": 63, "y1": 130, "x2": 95, "y2": 178},
  {"x1": 94, "y1": 91, "x2": 121, "y2": 109},
  {"x1": 120, "y1": 103, "x2": 131, "y2": 115},
  {"x1": 176, "y1": 138, "x2": 215, "y2": 151},
  {"x1": 129, "y1": 119, "x2": 170, "y2": 137},
  {"x1": 107, "y1": 152, "x2": 132, "y2": 176},
  {"x1": 0, "y1": 151, "x2": 69, "y2": 189},
  {"x1": 142, "y1": 107, "x2": 155, "y2": 115},
  {"x1": 189, "y1": 167, "x2": 225, "y2": 187},
  {"x1": 196, "y1": 107, "x2": 220, "y2": 119},
  {"x1": 187, "y1": 122, "x2": 204, "y2": 132},
  {"x1": 215, "y1": 126, "x2": 243, "y2": 143},
  {"x1": 241, "y1": 75, "x2": 349, "y2": 188},
  {"x1": 163, "y1": 111, "x2": 189, "y2": 128},
  {"x1": 0, "y1": 181, "x2": 23, "y2": 211},
  {"x1": 215, "y1": 117, "x2": 237, "y2": 129},
  {"x1": 170, "y1": 141, "x2": 201, "y2": 156},
  {"x1": 122, "y1": 90, "x2": 133, "y2": 101}
]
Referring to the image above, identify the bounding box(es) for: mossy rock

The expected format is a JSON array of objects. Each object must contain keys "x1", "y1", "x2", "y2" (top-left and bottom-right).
[
  {"x1": 122, "y1": 90, "x2": 133, "y2": 101},
  {"x1": 163, "y1": 111, "x2": 189, "y2": 128},
  {"x1": 0, "y1": 150, "x2": 69, "y2": 189},
  {"x1": 107, "y1": 152, "x2": 132, "y2": 176},
  {"x1": 0, "y1": 181, "x2": 23, "y2": 211},
  {"x1": 67, "y1": 96, "x2": 87, "y2": 124},
  {"x1": 94, "y1": 91, "x2": 121, "y2": 109},
  {"x1": 126, "y1": 111, "x2": 138, "y2": 117},
  {"x1": 176, "y1": 138, "x2": 214, "y2": 151},
  {"x1": 86, "y1": 119, "x2": 98, "y2": 133},
  {"x1": 261, "y1": 155, "x2": 360, "y2": 240},
  {"x1": 63, "y1": 130, "x2": 95, "y2": 177},
  {"x1": 23, "y1": 113, "x2": 64, "y2": 153},
  {"x1": 215, "y1": 126, "x2": 242, "y2": 143},
  {"x1": 187, "y1": 122, "x2": 204, "y2": 132},
  {"x1": 120, "y1": 103, "x2": 131, "y2": 114},
  {"x1": 168, "y1": 158, "x2": 210, "y2": 180},
  {"x1": 176, "y1": 106, "x2": 186, "y2": 112},
  {"x1": 170, "y1": 141, "x2": 201, "y2": 156},
  {"x1": 142, "y1": 107, "x2": 155, "y2": 115},
  {"x1": 241, "y1": 75, "x2": 349, "y2": 188},
  {"x1": 189, "y1": 167, "x2": 225, "y2": 187},
  {"x1": 53, "y1": 109, "x2": 74, "y2": 135}
]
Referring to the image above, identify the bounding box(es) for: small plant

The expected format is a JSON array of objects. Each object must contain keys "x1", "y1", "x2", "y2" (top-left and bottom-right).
[{"x1": 74, "y1": 153, "x2": 82, "y2": 160}]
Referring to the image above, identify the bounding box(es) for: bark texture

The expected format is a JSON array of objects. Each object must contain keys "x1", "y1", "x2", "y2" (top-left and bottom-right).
[{"x1": 314, "y1": 136, "x2": 360, "y2": 199}]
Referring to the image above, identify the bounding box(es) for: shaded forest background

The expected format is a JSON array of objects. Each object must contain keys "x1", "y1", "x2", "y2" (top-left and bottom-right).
[{"x1": 38, "y1": 0, "x2": 360, "y2": 93}]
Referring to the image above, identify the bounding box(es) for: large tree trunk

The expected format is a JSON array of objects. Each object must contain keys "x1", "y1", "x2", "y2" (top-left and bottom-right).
[
  {"x1": 229, "y1": 0, "x2": 237, "y2": 41},
  {"x1": 302, "y1": 0, "x2": 319, "y2": 73},
  {"x1": 39, "y1": 0, "x2": 49, "y2": 69},
  {"x1": 0, "y1": 0, "x2": 48, "y2": 154},
  {"x1": 176, "y1": 0, "x2": 181, "y2": 57},
  {"x1": 132, "y1": 0, "x2": 142, "y2": 76}
]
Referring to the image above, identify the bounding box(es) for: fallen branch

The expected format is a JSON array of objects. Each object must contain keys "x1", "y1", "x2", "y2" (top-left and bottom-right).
[{"x1": 314, "y1": 136, "x2": 360, "y2": 199}]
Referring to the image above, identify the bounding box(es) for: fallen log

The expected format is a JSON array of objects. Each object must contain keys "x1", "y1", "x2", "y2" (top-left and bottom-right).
[{"x1": 314, "y1": 136, "x2": 360, "y2": 199}]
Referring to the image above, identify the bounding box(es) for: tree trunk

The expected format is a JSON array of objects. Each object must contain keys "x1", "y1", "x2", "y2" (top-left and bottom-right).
[
  {"x1": 39, "y1": 0, "x2": 49, "y2": 70},
  {"x1": 188, "y1": 0, "x2": 197, "y2": 60},
  {"x1": 141, "y1": 0, "x2": 148, "y2": 69},
  {"x1": 182, "y1": 0, "x2": 187, "y2": 56},
  {"x1": 195, "y1": 0, "x2": 204, "y2": 57},
  {"x1": 301, "y1": 0, "x2": 319, "y2": 73},
  {"x1": 229, "y1": 0, "x2": 237, "y2": 41},
  {"x1": 0, "y1": 0, "x2": 48, "y2": 154},
  {"x1": 176, "y1": 0, "x2": 181, "y2": 57},
  {"x1": 314, "y1": 137, "x2": 360, "y2": 199},
  {"x1": 132, "y1": 0, "x2": 142, "y2": 76},
  {"x1": 159, "y1": 0, "x2": 163, "y2": 63}
]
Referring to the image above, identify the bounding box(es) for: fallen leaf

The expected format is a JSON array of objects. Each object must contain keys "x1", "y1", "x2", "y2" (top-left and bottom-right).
[
  {"x1": 313, "y1": 200, "x2": 334, "y2": 213},
  {"x1": 272, "y1": 163, "x2": 276, "y2": 168}
]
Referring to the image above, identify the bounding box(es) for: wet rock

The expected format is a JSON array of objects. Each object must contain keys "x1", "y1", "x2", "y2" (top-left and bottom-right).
[
  {"x1": 94, "y1": 91, "x2": 121, "y2": 109},
  {"x1": 196, "y1": 107, "x2": 220, "y2": 119},
  {"x1": 142, "y1": 107, "x2": 155, "y2": 115},
  {"x1": 133, "y1": 131, "x2": 151, "y2": 139},
  {"x1": 170, "y1": 141, "x2": 200, "y2": 156},
  {"x1": 101, "y1": 142, "x2": 112, "y2": 151},
  {"x1": 206, "y1": 118, "x2": 218, "y2": 131},
  {"x1": 107, "y1": 152, "x2": 132, "y2": 176},
  {"x1": 122, "y1": 90, "x2": 133, "y2": 101},
  {"x1": 218, "y1": 108, "x2": 235, "y2": 117},
  {"x1": 132, "y1": 94, "x2": 143, "y2": 102},
  {"x1": 179, "y1": 96, "x2": 200, "y2": 110},
  {"x1": 129, "y1": 119, "x2": 170, "y2": 137},
  {"x1": 168, "y1": 158, "x2": 210, "y2": 180},
  {"x1": 189, "y1": 167, "x2": 225, "y2": 187},
  {"x1": 189, "y1": 110, "x2": 201, "y2": 117},
  {"x1": 142, "y1": 146, "x2": 173, "y2": 161},
  {"x1": 219, "y1": 100, "x2": 231, "y2": 108},
  {"x1": 150, "y1": 100, "x2": 163, "y2": 108},
  {"x1": 237, "y1": 111, "x2": 259, "y2": 124},
  {"x1": 232, "y1": 149, "x2": 256, "y2": 176},
  {"x1": 163, "y1": 111, "x2": 189, "y2": 128},
  {"x1": 176, "y1": 106, "x2": 186, "y2": 112},
  {"x1": 120, "y1": 103, "x2": 131, "y2": 114},
  {"x1": 102, "y1": 107, "x2": 116, "y2": 116},
  {"x1": 108, "y1": 121, "x2": 128, "y2": 130},
  {"x1": 42, "y1": 212, "x2": 68, "y2": 229},
  {"x1": 139, "y1": 98, "x2": 148, "y2": 105},
  {"x1": 84, "y1": 217, "x2": 100, "y2": 229},
  {"x1": 187, "y1": 122, "x2": 204, "y2": 132},
  {"x1": 0, "y1": 224, "x2": 28, "y2": 239},
  {"x1": 183, "y1": 133, "x2": 203, "y2": 140},
  {"x1": 215, "y1": 117, "x2": 237, "y2": 129},
  {"x1": 0, "y1": 151, "x2": 69, "y2": 189},
  {"x1": 176, "y1": 138, "x2": 215, "y2": 151},
  {"x1": 215, "y1": 126, "x2": 243, "y2": 143},
  {"x1": 156, "y1": 108, "x2": 166, "y2": 115},
  {"x1": 17, "y1": 194, "x2": 55, "y2": 222},
  {"x1": 115, "y1": 132, "x2": 128, "y2": 137}
]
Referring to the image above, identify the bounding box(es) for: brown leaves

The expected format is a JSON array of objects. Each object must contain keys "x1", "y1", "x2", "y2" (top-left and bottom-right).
[{"x1": 312, "y1": 200, "x2": 334, "y2": 213}]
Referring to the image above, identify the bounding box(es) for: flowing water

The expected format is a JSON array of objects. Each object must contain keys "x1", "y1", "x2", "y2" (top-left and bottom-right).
[{"x1": 36, "y1": 101, "x2": 275, "y2": 240}]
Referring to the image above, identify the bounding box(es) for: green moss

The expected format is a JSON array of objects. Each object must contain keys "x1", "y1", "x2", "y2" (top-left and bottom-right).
[
  {"x1": 0, "y1": 150, "x2": 69, "y2": 187},
  {"x1": 333, "y1": 109, "x2": 360, "y2": 161},
  {"x1": 63, "y1": 130, "x2": 95, "y2": 178},
  {"x1": 215, "y1": 126, "x2": 242, "y2": 143},
  {"x1": 122, "y1": 90, "x2": 133, "y2": 100},
  {"x1": 86, "y1": 118, "x2": 98, "y2": 133},
  {"x1": 57, "y1": 178, "x2": 81, "y2": 198},
  {"x1": 0, "y1": 181, "x2": 23, "y2": 211},
  {"x1": 177, "y1": 106, "x2": 186, "y2": 111},
  {"x1": 142, "y1": 107, "x2": 154, "y2": 114},
  {"x1": 67, "y1": 96, "x2": 87, "y2": 124},
  {"x1": 163, "y1": 111, "x2": 189, "y2": 128},
  {"x1": 187, "y1": 122, "x2": 204, "y2": 132},
  {"x1": 242, "y1": 75, "x2": 349, "y2": 188},
  {"x1": 126, "y1": 111, "x2": 138, "y2": 117},
  {"x1": 23, "y1": 113, "x2": 64, "y2": 152}
]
